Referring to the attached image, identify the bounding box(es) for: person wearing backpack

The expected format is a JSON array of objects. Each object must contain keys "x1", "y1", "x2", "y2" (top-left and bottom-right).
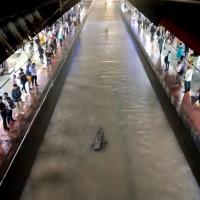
[
  {"x1": 164, "y1": 51, "x2": 171, "y2": 71},
  {"x1": 18, "y1": 68, "x2": 28, "y2": 93},
  {"x1": 3, "y1": 92, "x2": 15, "y2": 125},
  {"x1": 0, "y1": 96, "x2": 9, "y2": 131}
]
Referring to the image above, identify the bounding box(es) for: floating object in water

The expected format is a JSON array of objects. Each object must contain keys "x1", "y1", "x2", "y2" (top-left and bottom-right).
[{"x1": 92, "y1": 127, "x2": 107, "y2": 151}]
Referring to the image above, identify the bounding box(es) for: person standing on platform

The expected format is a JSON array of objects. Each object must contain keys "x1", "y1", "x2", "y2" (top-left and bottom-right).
[
  {"x1": 52, "y1": 33, "x2": 57, "y2": 54},
  {"x1": 11, "y1": 84, "x2": 23, "y2": 110},
  {"x1": 164, "y1": 51, "x2": 171, "y2": 71},
  {"x1": 65, "y1": 21, "x2": 69, "y2": 35},
  {"x1": 3, "y1": 92, "x2": 15, "y2": 126},
  {"x1": 18, "y1": 68, "x2": 28, "y2": 93},
  {"x1": 156, "y1": 27, "x2": 161, "y2": 40},
  {"x1": 137, "y1": 14, "x2": 142, "y2": 30},
  {"x1": 38, "y1": 45, "x2": 44, "y2": 64},
  {"x1": 169, "y1": 34, "x2": 175, "y2": 44},
  {"x1": 58, "y1": 30, "x2": 64, "y2": 47},
  {"x1": 29, "y1": 63, "x2": 39, "y2": 87},
  {"x1": 45, "y1": 48, "x2": 52, "y2": 67},
  {"x1": 0, "y1": 96, "x2": 9, "y2": 131},
  {"x1": 49, "y1": 39, "x2": 55, "y2": 57},
  {"x1": 184, "y1": 45, "x2": 189, "y2": 57},
  {"x1": 26, "y1": 44, "x2": 34, "y2": 60},
  {"x1": 184, "y1": 64, "x2": 193, "y2": 93},
  {"x1": 77, "y1": 12, "x2": 81, "y2": 25},
  {"x1": 35, "y1": 36, "x2": 40, "y2": 47},
  {"x1": 11, "y1": 74, "x2": 17, "y2": 85},
  {"x1": 150, "y1": 24, "x2": 156, "y2": 41},
  {"x1": 26, "y1": 59, "x2": 33, "y2": 91},
  {"x1": 73, "y1": 14, "x2": 77, "y2": 27},
  {"x1": 55, "y1": 27, "x2": 59, "y2": 39},
  {"x1": 175, "y1": 61, "x2": 184, "y2": 85},
  {"x1": 176, "y1": 43, "x2": 184, "y2": 59},
  {"x1": 40, "y1": 32, "x2": 46, "y2": 46},
  {"x1": 158, "y1": 36, "x2": 164, "y2": 55},
  {"x1": 143, "y1": 18, "x2": 149, "y2": 30},
  {"x1": 180, "y1": 55, "x2": 187, "y2": 72}
]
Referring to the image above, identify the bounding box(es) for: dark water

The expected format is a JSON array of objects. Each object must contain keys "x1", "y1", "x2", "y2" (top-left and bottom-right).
[{"x1": 20, "y1": 0, "x2": 200, "y2": 199}]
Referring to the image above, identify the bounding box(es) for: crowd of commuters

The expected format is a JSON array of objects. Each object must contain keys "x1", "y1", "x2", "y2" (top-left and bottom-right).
[
  {"x1": 0, "y1": 3, "x2": 84, "y2": 131},
  {"x1": 124, "y1": 3, "x2": 200, "y2": 106}
]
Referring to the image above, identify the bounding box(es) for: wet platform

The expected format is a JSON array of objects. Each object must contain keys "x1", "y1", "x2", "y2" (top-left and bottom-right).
[{"x1": 121, "y1": 3, "x2": 200, "y2": 151}]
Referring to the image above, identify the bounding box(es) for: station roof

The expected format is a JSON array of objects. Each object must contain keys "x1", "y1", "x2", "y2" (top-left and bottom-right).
[
  {"x1": 0, "y1": 0, "x2": 79, "y2": 63},
  {"x1": 128, "y1": 0, "x2": 200, "y2": 55},
  {"x1": 0, "y1": 0, "x2": 199, "y2": 63}
]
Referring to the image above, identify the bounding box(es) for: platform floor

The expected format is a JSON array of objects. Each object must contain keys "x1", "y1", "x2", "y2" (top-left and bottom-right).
[{"x1": 20, "y1": 0, "x2": 200, "y2": 199}]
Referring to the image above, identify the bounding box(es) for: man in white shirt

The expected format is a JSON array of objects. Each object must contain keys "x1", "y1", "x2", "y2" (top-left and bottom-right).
[
  {"x1": 64, "y1": 21, "x2": 69, "y2": 34},
  {"x1": 29, "y1": 63, "x2": 39, "y2": 87},
  {"x1": 184, "y1": 64, "x2": 193, "y2": 93}
]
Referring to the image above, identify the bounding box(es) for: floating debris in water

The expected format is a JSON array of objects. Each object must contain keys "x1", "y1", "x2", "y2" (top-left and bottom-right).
[{"x1": 92, "y1": 127, "x2": 107, "y2": 151}]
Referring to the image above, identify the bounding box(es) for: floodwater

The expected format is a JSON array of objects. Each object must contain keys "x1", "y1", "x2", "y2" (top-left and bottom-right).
[{"x1": 20, "y1": 0, "x2": 200, "y2": 199}]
